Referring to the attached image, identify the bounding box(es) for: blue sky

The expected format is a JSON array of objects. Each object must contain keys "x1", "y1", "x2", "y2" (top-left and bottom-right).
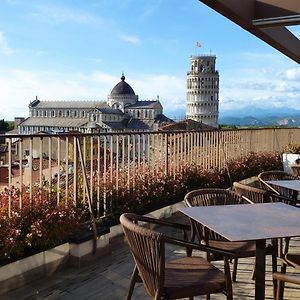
[{"x1": 0, "y1": 0, "x2": 299, "y2": 120}]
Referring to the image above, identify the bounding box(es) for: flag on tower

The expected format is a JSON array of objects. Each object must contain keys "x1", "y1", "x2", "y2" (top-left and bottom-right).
[{"x1": 195, "y1": 41, "x2": 201, "y2": 48}]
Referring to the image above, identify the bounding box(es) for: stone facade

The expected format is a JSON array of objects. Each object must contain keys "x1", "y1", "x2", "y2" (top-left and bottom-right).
[
  {"x1": 18, "y1": 75, "x2": 173, "y2": 134},
  {"x1": 186, "y1": 55, "x2": 219, "y2": 127}
]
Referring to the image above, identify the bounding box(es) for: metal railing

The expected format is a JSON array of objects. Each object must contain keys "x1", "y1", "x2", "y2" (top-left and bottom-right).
[{"x1": 1, "y1": 127, "x2": 300, "y2": 217}]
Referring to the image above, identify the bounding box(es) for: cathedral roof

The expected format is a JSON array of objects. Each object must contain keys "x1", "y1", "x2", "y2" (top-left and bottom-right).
[
  {"x1": 20, "y1": 117, "x2": 88, "y2": 127},
  {"x1": 30, "y1": 101, "x2": 106, "y2": 109},
  {"x1": 126, "y1": 100, "x2": 159, "y2": 109},
  {"x1": 110, "y1": 74, "x2": 135, "y2": 96}
]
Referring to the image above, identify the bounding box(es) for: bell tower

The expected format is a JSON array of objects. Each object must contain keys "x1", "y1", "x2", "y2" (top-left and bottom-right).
[{"x1": 186, "y1": 55, "x2": 219, "y2": 127}]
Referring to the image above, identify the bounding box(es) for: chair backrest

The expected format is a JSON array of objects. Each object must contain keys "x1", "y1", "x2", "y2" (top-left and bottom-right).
[
  {"x1": 233, "y1": 181, "x2": 298, "y2": 207},
  {"x1": 184, "y1": 188, "x2": 244, "y2": 241},
  {"x1": 233, "y1": 182, "x2": 269, "y2": 203},
  {"x1": 184, "y1": 188, "x2": 243, "y2": 207},
  {"x1": 120, "y1": 213, "x2": 164, "y2": 298},
  {"x1": 258, "y1": 170, "x2": 297, "y2": 198}
]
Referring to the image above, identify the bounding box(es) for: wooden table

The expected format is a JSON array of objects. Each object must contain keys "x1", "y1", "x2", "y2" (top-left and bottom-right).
[
  {"x1": 266, "y1": 179, "x2": 300, "y2": 192},
  {"x1": 179, "y1": 202, "x2": 300, "y2": 300}
]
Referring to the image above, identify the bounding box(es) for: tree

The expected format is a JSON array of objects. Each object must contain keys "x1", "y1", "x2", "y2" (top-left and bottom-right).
[{"x1": 0, "y1": 119, "x2": 9, "y2": 132}]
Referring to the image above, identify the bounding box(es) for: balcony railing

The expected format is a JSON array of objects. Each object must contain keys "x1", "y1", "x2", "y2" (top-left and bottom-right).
[{"x1": 1, "y1": 127, "x2": 300, "y2": 218}]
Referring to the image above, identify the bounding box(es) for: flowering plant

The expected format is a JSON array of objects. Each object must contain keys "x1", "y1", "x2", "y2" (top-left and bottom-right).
[{"x1": 0, "y1": 189, "x2": 86, "y2": 264}]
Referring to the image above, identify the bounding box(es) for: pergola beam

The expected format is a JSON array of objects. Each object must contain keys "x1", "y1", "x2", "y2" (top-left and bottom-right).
[
  {"x1": 254, "y1": 1, "x2": 300, "y2": 20},
  {"x1": 198, "y1": 0, "x2": 300, "y2": 64},
  {"x1": 254, "y1": 0, "x2": 300, "y2": 28}
]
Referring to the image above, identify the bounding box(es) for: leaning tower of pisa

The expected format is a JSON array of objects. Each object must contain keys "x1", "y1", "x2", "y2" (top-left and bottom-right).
[{"x1": 186, "y1": 55, "x2": 219, "y2": 127}]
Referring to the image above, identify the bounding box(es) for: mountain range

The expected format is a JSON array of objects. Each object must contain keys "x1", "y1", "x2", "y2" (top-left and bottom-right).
[
  {"x1": 219, "y1": 107, "x2": 300, "y2": 126},
  {"x1": 165, "y1": 106, "x2": 300, "y2": 127}
]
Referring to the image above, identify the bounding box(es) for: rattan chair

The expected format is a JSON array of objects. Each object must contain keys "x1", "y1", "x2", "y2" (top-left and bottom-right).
[
  {"x1": 258, "y1": 170, "x2": 298, "y2": 199},
  {"x1": 290, "y1": 164, "x2": 300, "y2": 178},
  {"x1": 233, "y1": 181, "x2": 298, "y2": 206},
  {"x1": 233, "y1": 182, "x2": 300, "y2": 299},
  {"x1": 273, "y1": 251, "x2": 300, "y2": 300},
  {"x1": 120, "y1": 213, "x2": 234, "y2": 300},
  {"x1": 184, "y1": 188, "x2": 255, "y2": 282}
]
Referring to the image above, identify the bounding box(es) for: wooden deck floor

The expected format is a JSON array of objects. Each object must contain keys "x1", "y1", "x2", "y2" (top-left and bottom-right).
[{"x1": 2, "y1": 212, "x2": 300, "y2": 300}]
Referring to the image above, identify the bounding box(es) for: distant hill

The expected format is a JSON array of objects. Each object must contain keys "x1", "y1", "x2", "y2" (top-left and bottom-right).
[
  {"x1": 220, "y1": 106, "x2": 300, "y2": 118},
  {"x1": 165, "y1": 106, "x2": 300, "y2": 127},
  {"x1": 220, "y1": 107, "x2": 300, "y2": 126}
]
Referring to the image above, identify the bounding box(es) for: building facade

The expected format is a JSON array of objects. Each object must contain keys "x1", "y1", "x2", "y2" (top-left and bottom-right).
[
  {"x1": 186, "y1": 55, "x2": 219, "y2": 127},
  {"x1": 17, "y1": 74, "x2": 173, "y2": 134}
]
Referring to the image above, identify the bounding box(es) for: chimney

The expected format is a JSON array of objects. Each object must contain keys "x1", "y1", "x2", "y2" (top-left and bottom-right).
[{"x1": 14, "y1": 117, "x2": 25, "y2": 129}]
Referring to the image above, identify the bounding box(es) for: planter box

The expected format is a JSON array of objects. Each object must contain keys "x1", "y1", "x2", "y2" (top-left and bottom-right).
[
  {"x1": 0, "y1": 243, "x2": 69, "y2": 294},
  {"x1": 0, "y1": 200, "x2": 186, "y2": 294},
  {"x1": 282, "y1": 153, "x2": 300, "y2": 174}
]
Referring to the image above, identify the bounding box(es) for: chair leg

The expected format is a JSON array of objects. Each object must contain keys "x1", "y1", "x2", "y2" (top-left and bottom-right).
[
  {"x1": 271, "y1": 240, "x2": 278, "y2": 299},
  {"x1": 126, "y1": 265, "x2": 140, "y2": 300},
  {"x1": 276, "y1": 264, "x2": 287, "y2": 300},
  {"x1": 251, "y1": 264, "x2": 256, "y2": 280},
  {"x1": 232, "y1": 258, "x2": 238, "y2": 282},
  {"x1": 206, "y1": 294, "x2": 210, "y2": 300},
  {"x1": 224, "y1": 258, "x2": 233, "y2": 300}
]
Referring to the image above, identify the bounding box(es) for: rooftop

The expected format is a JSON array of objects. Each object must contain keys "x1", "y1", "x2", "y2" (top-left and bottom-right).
[{"x1": 2, "y1": 212, "x2": 300, "y2": 300}]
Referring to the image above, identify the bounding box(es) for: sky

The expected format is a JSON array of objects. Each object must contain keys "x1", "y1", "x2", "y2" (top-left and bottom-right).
[{"x1": 0, "y1": 0, "x2": 299, "y2": 121}]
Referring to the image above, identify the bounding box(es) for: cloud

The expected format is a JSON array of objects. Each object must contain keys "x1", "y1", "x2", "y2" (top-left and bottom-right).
[
  {"x1": 0, "y1": 31, "x2": 13, "y2": 55},
  {"x1": 29, "y1": 4, "x2": 98, "y2": 25},
  {"x1": 281, "y1": 68, "x2": 300, "y2": 81},
  {"x1": 0, "y1": 68, "x2": 186, "y2": 120},
  {"x1": 139, "y1": 0, "x2": 162, "y2": 19},
  {"x1": 275, "y1": 82, "x2": 300, "y2": 93},
  {"x1": 119, "y1": 33, "x2": 141, "y2": 45}
]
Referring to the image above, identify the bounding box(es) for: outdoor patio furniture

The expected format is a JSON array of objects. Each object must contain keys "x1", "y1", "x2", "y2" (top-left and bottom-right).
[
  {"x1": 290, "y1": 164, "x2": 300, "y2": 178},
  {"x1": 233, "y1": 182, "x2": 298, "y2": 206},
  {"x1": 179, "y1": 202, "x2": 300, "y2": 300},
  {"x1": 184, "y1": 188, "x2": 255, "y2": 282},
  {"x1": 258, "y1": 170, "x2": 298, "y2": 199},
  {"x1": 273, "y1": 249, "x2": 300, "y2": 300},
  {"x1": 120, "y1": 213, "x2": 234, "y2": 300},
  {"x1": 233, "y1": 182, "x2": 299, "y2": 276}
]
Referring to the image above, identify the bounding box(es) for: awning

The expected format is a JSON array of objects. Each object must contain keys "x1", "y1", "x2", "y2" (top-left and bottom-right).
[{"x1": 198, "y1": 0, "x2": 300, "y2": 64}]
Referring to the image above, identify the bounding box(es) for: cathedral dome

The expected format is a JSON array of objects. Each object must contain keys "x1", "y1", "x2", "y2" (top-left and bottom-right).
[{"x1": 111, "y1": 74, "x2": 135, "y2": 96}]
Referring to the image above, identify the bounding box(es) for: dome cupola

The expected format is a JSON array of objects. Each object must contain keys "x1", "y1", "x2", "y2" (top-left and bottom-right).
[
  {"x1": 107, "y1": 74, "x2": 138, "y2": 110},
  {"x1": 110, "y1": 74, "x2": 135, "y2": 96}
]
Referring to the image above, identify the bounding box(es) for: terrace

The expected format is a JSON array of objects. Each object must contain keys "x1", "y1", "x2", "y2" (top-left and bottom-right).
[
  {"x1": 1, "y1": 128, "x2": 300, "y2": 299},
  {"x1": 1, "y1": 213, "x2": 300, "y2": 299},
  {"x1": 1, "y1": 1, "x2": 300, "y2": 299}
]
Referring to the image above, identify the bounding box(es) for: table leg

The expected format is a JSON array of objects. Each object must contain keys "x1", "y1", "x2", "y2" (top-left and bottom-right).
[{"x1": 255, "y1": 239, "x2": 266, "y2": 300}]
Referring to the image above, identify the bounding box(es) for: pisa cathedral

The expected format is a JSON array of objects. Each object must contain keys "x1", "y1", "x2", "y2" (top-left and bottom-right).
[
  {"x1": 186, "y1": 55, "x2": 219, "y2": 127},
  {"x1": 17, "y1": 74, "x2": 173, "y2": 134}
]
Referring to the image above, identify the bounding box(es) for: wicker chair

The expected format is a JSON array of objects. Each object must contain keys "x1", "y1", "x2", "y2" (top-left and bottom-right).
[
  {"x1": 258, "y1": 170, "x2": 298, "y2": 199},
  {"x1": 233, "y1": 182, "x2": 300, "y2": 299},
  {"x1": 233, "y1": 181, "x2": 298, "y2": 206},
  {"x1": 290, "y1": 164, "x2": 300, "y2": 178},
  {"x1": 184, "y1": 188, "x2": 255, "y2": 282},
  {"x1": 273, "y1": 251, "x2": 300, "y2": 300},
  {"x1": 120, "y1": 213, "x2": 234, "y2": 300}
]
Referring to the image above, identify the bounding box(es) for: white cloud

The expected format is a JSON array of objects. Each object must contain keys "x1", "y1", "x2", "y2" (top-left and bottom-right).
[
  {"x1": 0, "y1": 68, "x2": 186, "y2": 120},
  {"x1": 282, "y1": 68, "x2": 300, "y2": 81},
  {"x1": 119, "y1": 33, "x2": 141, "y2": 45},
  {"x1": 131, "y1": 74, "x2": 185, "y2": 111},
  {"x1": 0, "y1": 31, "x2": 13, "y2": 55},
  {"x1": 29, "y1": 4, "x2": 98, "y2": 25}
]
